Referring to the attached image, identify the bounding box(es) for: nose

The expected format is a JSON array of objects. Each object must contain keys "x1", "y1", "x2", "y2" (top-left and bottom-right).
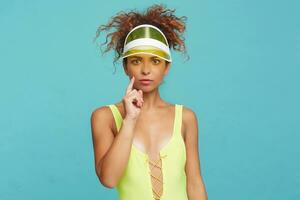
[{"x1": 141, "y1": 63, "x2": 151, "y2": 75}]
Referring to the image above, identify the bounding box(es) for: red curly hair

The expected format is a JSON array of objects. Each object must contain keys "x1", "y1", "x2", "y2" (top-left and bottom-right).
[{"x1": 93, "y1": 4, "x2": 189, "y2": 73}]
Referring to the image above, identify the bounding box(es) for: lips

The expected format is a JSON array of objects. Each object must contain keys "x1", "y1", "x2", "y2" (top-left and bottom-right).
[
  {"x1": 139, "y1": 79, "x2": 153, "y2": 85},
  {"x1": 140, "y1": 79, "x2": 152, "y2": 81}
]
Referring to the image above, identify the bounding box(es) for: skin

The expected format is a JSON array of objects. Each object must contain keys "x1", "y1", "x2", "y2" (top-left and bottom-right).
[{"x1": 90, "y1": 53, "x2": 208, "y2": 199}]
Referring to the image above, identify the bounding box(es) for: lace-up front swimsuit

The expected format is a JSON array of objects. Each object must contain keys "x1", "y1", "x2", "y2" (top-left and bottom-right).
[{"x1": 108, "y1": 104, "x2": 188, "y2": 200}]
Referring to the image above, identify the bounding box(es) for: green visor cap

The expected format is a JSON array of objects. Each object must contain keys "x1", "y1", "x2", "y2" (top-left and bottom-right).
[{"x1": 121, "y1": 24, "x2": 172, "y2": 62}]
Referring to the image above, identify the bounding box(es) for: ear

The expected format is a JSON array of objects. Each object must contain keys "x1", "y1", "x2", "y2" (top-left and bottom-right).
[{"x1": 164, "y1": 62, "x2": 171, "y2": 75}]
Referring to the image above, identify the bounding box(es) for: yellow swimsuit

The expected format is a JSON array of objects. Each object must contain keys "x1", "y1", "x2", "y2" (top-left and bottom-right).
[{"x1": 108, "y1": 104, "x2": 188, "y2": 200}]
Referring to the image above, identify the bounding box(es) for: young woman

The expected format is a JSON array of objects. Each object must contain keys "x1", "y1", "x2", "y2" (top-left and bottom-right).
[{"x1": 91, "y1": 4, "x2": 208, "y2": 200}]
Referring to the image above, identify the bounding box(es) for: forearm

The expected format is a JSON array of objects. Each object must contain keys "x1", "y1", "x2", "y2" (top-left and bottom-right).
[
  {"x1": 187, "y1": 179, "x2": 208, "y2": 200},
  {"x1": 98, "y1": 117, "x2": 136, "y2": 188}
]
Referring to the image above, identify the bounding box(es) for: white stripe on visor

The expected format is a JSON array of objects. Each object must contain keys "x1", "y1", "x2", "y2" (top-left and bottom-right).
[{"x1": 123, "y1": 38, "x2": 171, "y2": 55}]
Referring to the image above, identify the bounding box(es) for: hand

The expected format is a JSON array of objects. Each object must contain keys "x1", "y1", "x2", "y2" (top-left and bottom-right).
[{"x1": 122, "y1": 76, "x2": 144, "y2": 120}]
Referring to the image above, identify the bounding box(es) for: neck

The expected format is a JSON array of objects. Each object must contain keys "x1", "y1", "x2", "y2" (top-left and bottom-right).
[{"x1": 139, "y1": 87, "x2": 165, "y2": 111}]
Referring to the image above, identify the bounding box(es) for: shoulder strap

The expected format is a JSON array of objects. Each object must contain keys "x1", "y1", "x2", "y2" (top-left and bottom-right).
[
  {"x1": 107, "y1": 104, "x2": 123, "y2": 132},
  {"x1": 174, "y1": 104, "x2": 183, "y2": 135}
]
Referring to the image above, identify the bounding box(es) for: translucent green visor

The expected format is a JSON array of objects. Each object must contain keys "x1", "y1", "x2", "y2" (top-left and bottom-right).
[{"x1": 121, "y1": 24, "x2": 172, "y2": 62}]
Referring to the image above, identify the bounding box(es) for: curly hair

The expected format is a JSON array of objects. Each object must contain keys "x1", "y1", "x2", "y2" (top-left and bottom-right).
[{"x1": 93, "y1": 4, "x2": 189, "y2": 73}]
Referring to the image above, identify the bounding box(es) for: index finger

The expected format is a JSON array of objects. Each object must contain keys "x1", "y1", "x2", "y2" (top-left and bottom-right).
[{"x1": 125, "y1": 76, "x2": 135, "y2": 94}]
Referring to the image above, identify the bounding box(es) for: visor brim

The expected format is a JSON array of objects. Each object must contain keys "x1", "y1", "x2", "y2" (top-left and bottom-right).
[{"x1": 121, "y1": 46, "x2": 172, "y2": 62}]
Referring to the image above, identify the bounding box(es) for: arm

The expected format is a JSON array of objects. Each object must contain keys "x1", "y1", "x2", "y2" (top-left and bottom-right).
[
  {"x1": 90, "y1": 106, "x2": 137, "y2": 188},
  {"x1": 183, "y1": 107, "x2": 208, "y2": 200}
]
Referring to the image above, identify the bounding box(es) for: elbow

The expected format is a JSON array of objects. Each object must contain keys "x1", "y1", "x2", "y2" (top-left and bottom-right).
[
  {"x1": 100, "y1": 178, "x2": 116, "y2": 189},
  {"x1": 95, "y1": 160, "x2": 118, "y2": 188},
  {"x1": 97, "y1": 170, "x2": 117, "y2": 188}
]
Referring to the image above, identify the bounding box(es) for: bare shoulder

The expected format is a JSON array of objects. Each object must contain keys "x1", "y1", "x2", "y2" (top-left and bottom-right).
[
  {"x1": 182, "y1": 105, "x2": 198, "y2": 122},
  {"x1": 90, "y1": 105, "x2": 114, "y2": 133},
  {"x1": 91, "y1": 105, "x2": 111, "y2": 122},
  {"x1": 181, "y1": 105, "x2": 198, "y2": 139}
]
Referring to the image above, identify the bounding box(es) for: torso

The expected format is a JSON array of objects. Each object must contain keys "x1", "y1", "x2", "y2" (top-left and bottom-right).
[{"x1": 110, "y1": 101, "x2": 186, "y2": 161}]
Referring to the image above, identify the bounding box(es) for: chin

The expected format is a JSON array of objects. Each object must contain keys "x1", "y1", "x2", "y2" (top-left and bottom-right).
[{"x1": 139, "y1": 86, "x2": 156, "y2": 93}]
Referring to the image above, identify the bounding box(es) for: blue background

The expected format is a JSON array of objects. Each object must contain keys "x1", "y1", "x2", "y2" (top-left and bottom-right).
[{"x1": 1, "y1": 0, "x2": 299, "y2": 199}]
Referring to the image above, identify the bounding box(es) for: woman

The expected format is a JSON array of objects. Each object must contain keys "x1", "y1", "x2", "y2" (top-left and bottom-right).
[{"x1": 91, "y1": 4, "x2": 208, "y2": 200}]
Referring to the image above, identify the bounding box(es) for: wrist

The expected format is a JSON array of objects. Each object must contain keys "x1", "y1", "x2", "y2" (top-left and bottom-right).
[{"x1": 124, "y1": 116, "x2": 138, "y2": 123}]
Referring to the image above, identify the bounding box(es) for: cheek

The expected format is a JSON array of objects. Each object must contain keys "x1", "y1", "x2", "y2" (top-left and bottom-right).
[
  {"x1": 126, "y1": 64, "x2": 139, "y2": 73},
  {"x1": 153, "y1": 68, "x2": 166, "y2": 81},
  {"x1": 157, "y1": 65, "x2": 167, "y2": 76}
]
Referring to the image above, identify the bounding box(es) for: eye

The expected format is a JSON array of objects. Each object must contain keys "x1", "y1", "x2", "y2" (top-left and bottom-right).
[
  {"x1": 152, "y1": 59, "x2": 161, "y2": 65},
  {"x1": 131, "y1": 59, "x2": 141, "y2": 65}
]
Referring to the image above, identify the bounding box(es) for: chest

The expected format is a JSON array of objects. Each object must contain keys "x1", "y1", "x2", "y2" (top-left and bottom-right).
[
  {"x1": 112, "y1": 107, "x2": 186, "y2": 160},
  {"x1": 133, "y1": 113, "x2": 176, "y2": 156}
]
